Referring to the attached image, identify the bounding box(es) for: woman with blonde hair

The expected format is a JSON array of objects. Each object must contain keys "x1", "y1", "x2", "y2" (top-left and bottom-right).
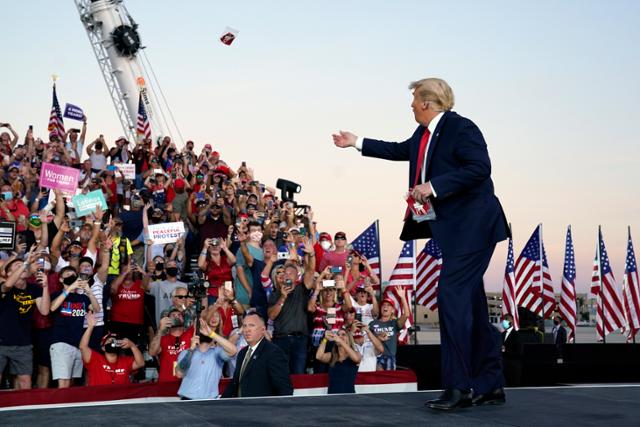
[{"x1": 316, "y1": 328, "x2": 361, "y2": 394}]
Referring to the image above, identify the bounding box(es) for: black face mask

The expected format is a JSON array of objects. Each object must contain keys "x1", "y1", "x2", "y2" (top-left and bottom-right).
[
  {"x1": 63, "y1": 275, "x2": 78, "y2": 286},
  {"x1": 155, "y1": 263, "x2": 164, "y2": 271},
  {"x1": 198, "y1": 334, "x2": 213, "y2": 344},
  {"x1": 553, "y1": 320, "x2": 560, "y2": 325},
  {"x1": 151, "y1": 217, "x2": 162, "y2": 224},
  {"x1": 166, "y1": 267, "x2": 178, "y2": 277}
]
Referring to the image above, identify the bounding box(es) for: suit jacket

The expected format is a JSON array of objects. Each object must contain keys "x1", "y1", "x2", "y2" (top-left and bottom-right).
[
  {"x1": 362, "y1": 111, "x2": 509, "y2": 256},
  {"x1": 502, "y1": 328, "x2": 521, "y2": 359},
  {"x1": 221, "y1": 338, "x2": 293, "y2": 398},
  {"x1": 554, "y1": 325, "x2": 567, "y2": 346}
]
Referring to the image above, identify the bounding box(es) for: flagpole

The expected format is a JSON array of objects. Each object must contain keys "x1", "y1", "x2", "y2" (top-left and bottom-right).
[
  {"x1": 412, "y1": 239, "x2": 418, "y2": 345},
  {"x1": 627, "y1": 226, "x2": 636, "y2": 344},
  {"x1": 376, "y1": 219, "x2": 382, "y2": 299},
  {"x1": 598, "y1": 225, "x2": 606, "y2": 344},
  {"x1": 538, "y1": 223, "x2": 546, "y2": 327},
  {"x1": 569, "y1": 225, "x2": 576, "y2": 344}
]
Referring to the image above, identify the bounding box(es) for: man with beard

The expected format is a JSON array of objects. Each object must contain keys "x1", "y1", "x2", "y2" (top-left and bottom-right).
[
  {"x1": 81, "y1": 311, "x2": 145, "y2": 386},
  {"x1": 149, "y1": 307, "x2": 194, "y2": 382},
  {"x1": 176, "y1": 317, "x2": 237, "y2": 400}
]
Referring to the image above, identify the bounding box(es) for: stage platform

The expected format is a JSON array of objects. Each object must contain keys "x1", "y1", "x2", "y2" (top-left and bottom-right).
[{"x1": 2, "y1": 385, "x2": 639, "y2": 426}]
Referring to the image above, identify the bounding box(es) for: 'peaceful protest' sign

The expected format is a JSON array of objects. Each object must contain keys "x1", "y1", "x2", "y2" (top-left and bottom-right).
[
  {"x1": 115, "y1": 163, "x2": 136, "y2": 180},
  {"x1": 39, "y1": 163, "x2": 80, "y2": 194},
  {"x1": 72, "y1": 190, "x2": 107, "y2": 217},
  {"x1": 148, "y1": 222, "x2": 185, "y2": 245}
]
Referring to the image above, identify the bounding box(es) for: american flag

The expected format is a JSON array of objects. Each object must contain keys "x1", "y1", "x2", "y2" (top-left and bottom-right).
[
  {"x1": 382, "y1": 241, "x2": 415, "y2": 345},
  {"x1": 622, "y1": 227, "x2": 640, "y2": 342},
  {"x1": 559, "y1": 226, "x2": 577, "y2": 343},
  {"x1": 515, "y1": 224, "x2": 555, "y2": 319},
  {"x1": 501, "y1": 233, "x2": 519, "y2": 330},
  {"x1": 351, "y1": 221, "x2": 381, "y2": 278},
  {"x1": 590, "y1": 227, "x2": 626, "y2": 341},
  {"x1": 47, "y1": 83, "x2": 65, "y2": 138},
  {"x1": 415, "y1": 239, "x2": 442, "y2": 311},
  {"x1": 136, "y1": 92, "x2": 151, "y2": 141}
]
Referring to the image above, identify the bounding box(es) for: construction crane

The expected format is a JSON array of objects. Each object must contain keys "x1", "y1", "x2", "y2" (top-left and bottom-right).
[{"x1": 74, "y1": 0, "x2": 183, "y2": 144}]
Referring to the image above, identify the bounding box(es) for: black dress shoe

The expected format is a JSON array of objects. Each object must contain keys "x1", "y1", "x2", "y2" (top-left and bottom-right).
[
  {"x1": 424, "y1": 389, "x2": 450, "y2": 406},
  {"x1": 428, "y1": 389, "x2": 472, "y2": 411},
  {"x1": 471, "y1": 388, "x2": 506, "y2": 406}
]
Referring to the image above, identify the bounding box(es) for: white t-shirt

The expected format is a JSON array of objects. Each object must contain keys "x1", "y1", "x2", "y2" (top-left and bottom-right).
[
  {"x1": 356, "y1": 340, "x2": 378, "y2": 372},
  {"x1": 350, "y1": 297, "x2": 375, "y2": 325}
]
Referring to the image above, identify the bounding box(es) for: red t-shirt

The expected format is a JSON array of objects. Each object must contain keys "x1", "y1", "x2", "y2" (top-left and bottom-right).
[
  {"x1": 318, "y1": 250, "x2": 348, "y2": 272},
  {"x1": 313, "y1": 243, "x2": 327, "y2": 273},
  {"x1": 105, "y1": 179, "x2": 117, "y2": 205},
  {"x1": 110, "y1": 280, "x2": 145, "y2": 324},
  {"x1": 32, "y1": 271, "x2": 61, "y2": 329},
  {"x1": 157, "y1": 328, "x2": 194, "y2": 382},
  {"x1": 206, "y1": 256, "x2": 232, "y2": 297},
  {"x1": 217, "y1": 305, "x2": 238, "y2": 337},
  {"x1": 85, "y1": 350, "x2": 135, "y2": 386}
]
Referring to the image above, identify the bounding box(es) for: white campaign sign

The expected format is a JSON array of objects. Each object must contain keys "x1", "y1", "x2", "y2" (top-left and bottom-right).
[
  {"x1": 148, "y1": 222, "x2": 185, "y2": 244},
  {"x1": 116, "y1": 163, "x2": 136, "y2": 180}
]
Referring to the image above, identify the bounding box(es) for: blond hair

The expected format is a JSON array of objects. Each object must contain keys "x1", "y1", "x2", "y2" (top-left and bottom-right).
[{"x1": 409, "y1": 78, "x2": 455, "y2": 112}]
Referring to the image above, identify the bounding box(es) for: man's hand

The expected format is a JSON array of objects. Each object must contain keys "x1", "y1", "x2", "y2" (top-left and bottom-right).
[
  {"x1": 86, "y1": 311, "x2": 96, "y2": 328},
  {"x1": 159, "y1": 316, "x2": 173, "y2": 332},
  {"x1": 332, "y1": 131, "x2": 357, "y2": 148},
  {"x1": 119, "y1": 338, "x2": 135, "y2": 349},
  {"x1": 410, "y1": 182, "x2": 433, "y2": 203},
  {"x1": 199, "y1": 318, "x2": 212, "y2": 337}
]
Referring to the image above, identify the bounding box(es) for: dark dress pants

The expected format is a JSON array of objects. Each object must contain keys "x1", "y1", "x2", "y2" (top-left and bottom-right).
[{"x1": 437, "y1": 244, "x2": 504, "y2": 395}]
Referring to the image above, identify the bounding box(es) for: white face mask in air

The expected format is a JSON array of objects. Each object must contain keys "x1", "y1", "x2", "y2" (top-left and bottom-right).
[{"x1": 320, "y1": 241, "x2": 332, "y2": 251}]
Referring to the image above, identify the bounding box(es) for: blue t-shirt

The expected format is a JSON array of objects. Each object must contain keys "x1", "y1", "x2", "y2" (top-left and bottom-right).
[
  {"x1": 51, "y1": 291, "x2": 91, "y2": 347},
  {"x1": 177, "y1": 346, "x2": 230, "y2": 399},
  {"x1": 120, "y1": 209, "x2": 144, "y2": 242},
  {"x1": 234, "y1": 245, "x2": 264, "y2": 306},
  {"x1": 248, "y1": 258, "x2": 268, "y2": 319}
]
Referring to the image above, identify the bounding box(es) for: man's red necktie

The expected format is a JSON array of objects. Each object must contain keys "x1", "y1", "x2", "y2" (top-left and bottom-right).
[
  {"x1": 405, "y1": 127, "x2": 431, "y2": 221},
  {"x1": 413, "y1": 127, "x2": 431, "y2": 186}
]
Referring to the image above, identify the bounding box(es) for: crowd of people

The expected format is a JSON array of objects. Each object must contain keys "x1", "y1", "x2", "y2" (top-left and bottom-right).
[{"x1": 0, "y1": 121, "x2": 410, "y2": 399}]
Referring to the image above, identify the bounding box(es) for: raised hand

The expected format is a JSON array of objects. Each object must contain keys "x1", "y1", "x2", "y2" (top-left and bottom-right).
[{"x1": 332, "y1": 131, "x2": 357, "y2": 148}]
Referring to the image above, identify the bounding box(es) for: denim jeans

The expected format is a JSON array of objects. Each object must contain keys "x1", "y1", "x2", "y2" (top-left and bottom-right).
[{"x1": 273, "y1": 335, "x2": 308, "y2": 374}]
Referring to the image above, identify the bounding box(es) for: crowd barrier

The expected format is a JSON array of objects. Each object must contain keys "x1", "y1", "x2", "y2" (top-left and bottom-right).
[{"x1": 0, "y1": 370, "x2": 417, "y2": 409}]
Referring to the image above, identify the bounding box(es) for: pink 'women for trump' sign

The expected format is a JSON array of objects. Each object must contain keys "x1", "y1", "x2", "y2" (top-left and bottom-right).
[{"x1": 39, "y1": 162, "x2": 80, "y2": 194}]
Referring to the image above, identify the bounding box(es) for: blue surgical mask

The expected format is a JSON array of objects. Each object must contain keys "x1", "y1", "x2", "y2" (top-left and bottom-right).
[{"x1": 501, "y1": 320, "x2": 511, "y2": 330}]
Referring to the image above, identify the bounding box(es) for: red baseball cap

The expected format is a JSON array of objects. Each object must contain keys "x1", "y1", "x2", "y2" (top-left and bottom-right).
[
  {"x1": 319, "y1": 232, "x2": 332, "y2": 242},
  {"x1": 381, "y1": 298, "x2": 396, "y2": 309}
]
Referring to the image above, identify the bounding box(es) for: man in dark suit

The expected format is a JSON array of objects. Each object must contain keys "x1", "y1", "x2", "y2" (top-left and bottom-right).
[
  {"x1": 552, "y1": 315, "x2": 567, "y2": 359},
  {"x1": 222, "y1": 313, "x2": 293, "y2": 398},
  {"x1": 333, "y1": 78, "x2": 509, "y2": 410},
  {"x1": 501, "y1": 314, "x2": 522, "y2": 387}
]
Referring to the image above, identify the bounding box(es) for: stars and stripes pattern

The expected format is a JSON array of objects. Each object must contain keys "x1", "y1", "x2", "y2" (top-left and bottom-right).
[
  {"x1": 559, "y1": 226, "x2": 577, "y2": 343},
  {"x1": 47, "y1": 84, "x2": 65, "y2": 138},
  {"x1": 590, "y1": 227, "x2": 626, "y2": 341},
  {"x1": 501, "y1": 233, "x2": 519, "y2": 330},
  {"x1": 622, "y1": 228, "x2": 640, "y2": 342},
  {"x1": 351, "y1": 221, "x2": 381, "y2": 278},
  {"x1": 515, "y1": 224, "x2": 555, "y2": 318},
  {"x1": 382, "y1": 241, "x2": 414, "y2": 345},
  {"x1": 415, "y1": 239, "x2": 442, "y2": 311},
  {"x1": 136, "y1": 92, "x2": 151, "y2": 141}
]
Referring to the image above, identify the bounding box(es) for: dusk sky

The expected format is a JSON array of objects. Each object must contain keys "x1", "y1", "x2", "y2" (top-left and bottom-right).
[{"x1": 3, "y1": 1, "x2": 639, "y2": 293}]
